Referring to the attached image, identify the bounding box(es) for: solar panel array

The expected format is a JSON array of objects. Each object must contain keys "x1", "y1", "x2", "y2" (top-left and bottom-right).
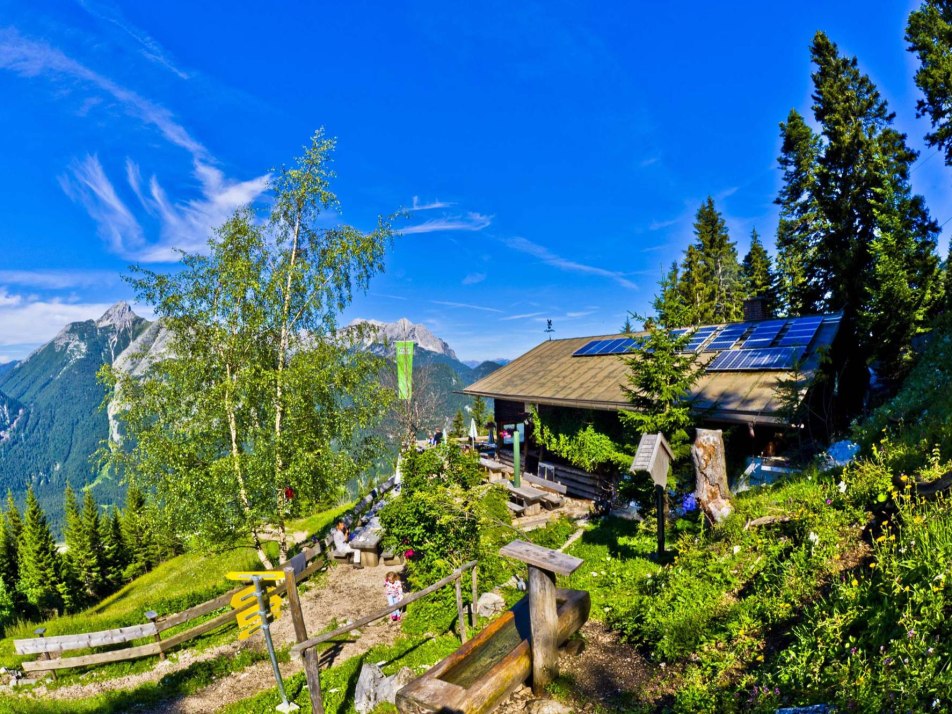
[
  {"x1": 571, "y1": 315, "x2": 828, "y2": 370},
  {"x1": 707, "y1": 346, "x2": 806, "y2": 371}
]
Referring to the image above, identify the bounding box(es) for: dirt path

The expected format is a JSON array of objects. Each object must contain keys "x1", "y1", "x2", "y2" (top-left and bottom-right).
[{"x1": 24, "y1": 561, "x2": 408, "y2": 712}]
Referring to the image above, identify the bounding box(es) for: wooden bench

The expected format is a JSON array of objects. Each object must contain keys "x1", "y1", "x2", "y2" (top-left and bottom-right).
[
  {"x1": 351, "y1": 532, "x2": 382, "y2": 567},
  {"x1": 524, "y1": 473, "x2": 568, "y2": 495},
  {"x1": 507, "y1": 502, "x2": 526, "y2": 516},
  {"x1": 382, "y1": 550, "x2": 405, "y2": 566}
]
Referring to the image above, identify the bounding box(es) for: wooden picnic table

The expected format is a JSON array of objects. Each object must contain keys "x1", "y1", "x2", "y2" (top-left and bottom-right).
[
  {"x1": 350, "y1": 532, "x2": 382, "y2": 567},
  {"x1": 507, "y1": 483, "x2": 547, "y2": 505}
]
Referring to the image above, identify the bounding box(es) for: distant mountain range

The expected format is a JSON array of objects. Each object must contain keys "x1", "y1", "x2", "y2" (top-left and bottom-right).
[{"x1": 0, "y1": 308, "x2": 499, "y2": 529}]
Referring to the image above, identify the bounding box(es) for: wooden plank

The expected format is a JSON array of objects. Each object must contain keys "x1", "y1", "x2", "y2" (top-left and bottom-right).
[
  {"x1": 158, "y1": 608, "x2": 235, "y2": 652},
  {"x1": 21, "y1": 642, "x2": 161, "y2": 672},
  {"x1": 292, "y1": 560, "x2": 477, "y2": 658},
  {"x1": 507, "y1": 502, "x2": 525, "y2": 515},
  {"x1": 15, "y1": 623, "x2": 158, "y2": 655},
  {"x1": 455, "y1": 575, "x2": 467, "y2": 643},
  {"x1": 155, "y1": 587, "x2": 242, "y2": 633},
  {"x1": 523, "y1": 473, "x2": 568, "y2": 495},
  {"x1": 499, "y1": 540, "x2": 583, "y2": 576},
  {"x1": 284, "y1": 565, "x2": 324, "y2": 714}
]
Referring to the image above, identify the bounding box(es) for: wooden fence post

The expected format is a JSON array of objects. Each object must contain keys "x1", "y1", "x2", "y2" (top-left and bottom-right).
[
  {"x1": 144, "y1": 610, "x2": 164, "y2": 660},
  {"x1": 455, "y1": 573, "x2": 468, "y2": 643},
  {"x1": 470, "y1": 565, "x2": 479, "y2": 629},
  {"x1": 284, "y1": 565, "x2": 324, "y2": 714}
]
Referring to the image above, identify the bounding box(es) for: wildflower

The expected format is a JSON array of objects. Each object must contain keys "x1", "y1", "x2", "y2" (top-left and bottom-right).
[
  {"x1": 404, "y1": 549, "x2": 415, "y2": 559},
  {"x1": 908, "y1": 629, "x2": 916, "y2": 638},
  {"x1": 850, "y1": 647, "x2": 857, "y2": 655},
  {"x1": 825, "y1": 499, "x2": 832, "y2": 505},
  {"x1": 928, "y1": 647, "x2": 935, "y2": 655},
  {"x1": 851, "y1": 579, "x2": 859, "y2": 587},
  {"x1": 733, "y1": 545, "x2": 741, "y2": 555},
  {"x1": 808, "y1": 531, "x2": 820, "y2": 545},
  {"x1": 838, "y1": 481, "x2": 847, "y2": 493}
]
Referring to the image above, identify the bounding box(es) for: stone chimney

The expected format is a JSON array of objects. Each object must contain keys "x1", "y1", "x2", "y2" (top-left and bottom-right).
[{"x1": 743, "y1": 296, "x2": 768, "y2": 322}]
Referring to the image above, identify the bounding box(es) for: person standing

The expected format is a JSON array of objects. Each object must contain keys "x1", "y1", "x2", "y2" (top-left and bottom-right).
[{"x1": 385, "y1": 571, "x2": 404, "y2": 622}]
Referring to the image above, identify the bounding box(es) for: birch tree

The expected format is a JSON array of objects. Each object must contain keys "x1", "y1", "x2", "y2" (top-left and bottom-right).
[{"x1": 103, "y1": 131, "x2": 394, "y2": 567}]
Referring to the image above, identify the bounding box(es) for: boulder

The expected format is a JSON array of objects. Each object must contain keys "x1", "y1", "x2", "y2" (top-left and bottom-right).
[
  {"x1": 354, "y1": 663, "x2": 416, "y2": 712},
  {"x1": 476, "y1": 591, "x2": 506, "y2": 617},
  {"x1": 525, "y1": 699, "x2": 573, "y2": 714}
]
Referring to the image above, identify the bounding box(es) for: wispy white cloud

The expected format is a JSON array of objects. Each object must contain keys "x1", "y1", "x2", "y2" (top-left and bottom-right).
[
  {"x1": 411, "y1": 196, "x2": 454, "y2": 211},
  {"x1": 400, "y1": 212, "x2": 492, "y2": 235},
  {"x1": 462, "y1": 272, "x2": 486, "y2": 285},
  {"x1": 431, "y1": 300, "x2": 503, "y2": 314},
  {"x1": 76, "y1": 0, "x2": 190, "y2": 79},
  {"x1": 0, "y1": 269, "x2": 119, "y2": 289},
  {"x1": 0, "y1": 288, "x2": 114, "y2": 349},
  {"x1": 648, "y1": 217, "x2": 680, "y2": 231},
  {"x1": 508, "y1": 236, "x2": 638, "y2": 289},
  {"x1": 370, "y1": 292, "x2": 408, "y2": 301},
  {"x1": 639, "y1": 156, "x2": 660, "y2": 168},
  {"x1": 0, "y1": 27, "x2": 206, "y2": 158},
  {"x1": 59, "y1": 154, "x2": 145, "y2": 254},
  {"x1": 0, "y1": 27, "x2": 271, "y2": 261},
  {"x1": 500, "y1": 311, "x2": 545, "y2": 321}
]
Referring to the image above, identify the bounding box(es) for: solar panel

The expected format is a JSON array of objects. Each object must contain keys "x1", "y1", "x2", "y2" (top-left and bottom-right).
[
  {"x1": 741, "y1": 319, "x2": 788, "y2": 349},
  {"x1": 705, "y1": 323, "x2": 751, "y2": 351},
  {"x1": 707, "y1": 346, "x2": 806, "y2": 371},
  {"x1": 572, "y1": 338, "x2": 637, "y2": 357},
  {"x1": 776, "y1": 316, "x2": 824, "y2": 347},
  {"x1": 682, "y1": 325, "x2": 718, "y2": 352}
]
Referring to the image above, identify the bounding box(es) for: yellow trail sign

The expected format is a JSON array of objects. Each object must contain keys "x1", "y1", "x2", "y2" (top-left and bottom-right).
[{"x1": 230, "y1": 584, "x2": 283, "y2": 641}]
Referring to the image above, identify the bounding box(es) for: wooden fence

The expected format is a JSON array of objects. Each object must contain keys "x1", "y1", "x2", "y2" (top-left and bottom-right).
[
  {"x1": 14, "y1": 475, "x2": 400, "y2": 674},
  {"x1": 288, "y1": 560, "x2": 479, "y2": 714}
]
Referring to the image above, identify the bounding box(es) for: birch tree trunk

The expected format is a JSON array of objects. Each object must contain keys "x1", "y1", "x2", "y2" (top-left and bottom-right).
[{"x1": 692, "y1": 428, "x2": 733, "y2": 524}]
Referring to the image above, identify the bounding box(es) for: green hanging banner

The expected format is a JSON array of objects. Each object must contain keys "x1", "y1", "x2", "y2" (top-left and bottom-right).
[{"x1": 396, "y1": 341, "x2": 415, "y2": 400}]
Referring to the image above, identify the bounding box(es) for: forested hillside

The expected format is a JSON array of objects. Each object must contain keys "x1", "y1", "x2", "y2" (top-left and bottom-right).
[{"x1": 0, "y1": 304, "x2": 146, "y2": 531}]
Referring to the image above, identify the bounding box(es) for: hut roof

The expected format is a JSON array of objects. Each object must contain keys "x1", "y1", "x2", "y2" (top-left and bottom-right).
[{"x1": 463, "y1": 313, "x2": 841, "y2": 426}]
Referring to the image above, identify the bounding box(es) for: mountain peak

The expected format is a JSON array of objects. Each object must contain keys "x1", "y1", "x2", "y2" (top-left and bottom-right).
[
  {"x1": 96, "y1": 302, "x2": 139, "y2": 330},
  {"x1": 347, "y1": 317, "x2": 458, "y2": 360}
]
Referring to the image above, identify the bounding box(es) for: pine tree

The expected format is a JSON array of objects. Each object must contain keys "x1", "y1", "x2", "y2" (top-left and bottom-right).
[
  {"x1": 740, "y1": 229, "x2": 777, "y2": 316},
  {"x1": 682, "y1": 198, "x2": 743, "y2": 324},
  {"x1": 772, "y1": 32, "x2": 941, "y2": 402},
  {"x1": 1, "y1": 493, "x2": 21, "y2": 602},
  {"x1": 775, "y1": 109, "x2": 826, "y2": 315},
  {"x1": 620, "y1": 314, "x2": 634, "y2": 334},
  {"x1": 470, "y1": 395, "x2": 489, "y2": 434},
  {"x1": 451, "y1": 409, "x2": 465, "y2": 438},
  {"x1": 70, "y1": 489, "x2": 106, "y2": 601},
  {"x1": 17, "y1": 487, "x2": 63, "y2": 616},
  {"x1": 907, "y1": 1, "x2": 952, "y2": 165},
  {"x1": 121, "y1": 483, "x2": 154, "y2": 580},
  {"x1": 653, "y1": 262, "x2": 691, "y2": 328},
  {"x1": 100, "y1": 507, "x2": 128, "y2": 590},
  {"x1": 59, "y1": 484, "x2": 84, "y2": 610}
]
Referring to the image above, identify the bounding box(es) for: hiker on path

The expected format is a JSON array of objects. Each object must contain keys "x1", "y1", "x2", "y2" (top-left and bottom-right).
[{"x1": 385, "y1": 571, "x2": 404, "y2": 622}]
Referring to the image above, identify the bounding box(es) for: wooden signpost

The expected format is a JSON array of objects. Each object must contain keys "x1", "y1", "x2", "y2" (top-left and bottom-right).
[
  {"x1": 631, "y1": 432, "x2": 674, "y2": 560},
  {"x1": 499, "y1": 540, "x2": 583, "y2": 694}
]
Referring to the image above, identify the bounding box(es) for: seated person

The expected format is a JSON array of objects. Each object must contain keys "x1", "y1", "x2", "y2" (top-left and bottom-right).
[{"x1": 332, "y1": 521, "x2": 363, "y2": 569}]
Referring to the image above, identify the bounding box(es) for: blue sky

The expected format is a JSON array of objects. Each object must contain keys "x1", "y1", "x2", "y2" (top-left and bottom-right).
[{"x1": 0, "y1": 1, "x2": 948, "y2": 363}]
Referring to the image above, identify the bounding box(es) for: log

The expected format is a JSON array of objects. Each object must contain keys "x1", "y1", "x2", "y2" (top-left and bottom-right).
[
  {"x1": 692, "y1": 428, "x2": 733, "y2": 525},
  {"x1": 22, "y1": 643, "x2": 162, "y2": 672},
  {"x1": 744, "y1": 515, "x2": 793, "y2": 530},
  {"x1": 15, "y1": 623, "x2": 158, "y2": 655}
]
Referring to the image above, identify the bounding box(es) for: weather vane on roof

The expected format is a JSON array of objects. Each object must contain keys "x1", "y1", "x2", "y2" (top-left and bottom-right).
[{"x1": 545, "y1": 319, "x2": 554, "y2": 340}]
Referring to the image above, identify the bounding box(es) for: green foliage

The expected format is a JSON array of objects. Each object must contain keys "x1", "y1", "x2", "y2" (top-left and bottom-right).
[
  {"x1": 532, "y1": 407, "x2": 631, "y2": 473},
  {"x1": 908, "y1": 1, "x2": 952, "y2": 167},
  {"x1": 620, "y1": 318, "x2": 704, "y2": 460},
  {"x1": 100, "y1": 507, "x2": 128, "y2": 592},
  {"x1": 740, "y1": 229, "x2": 777, "y2": 316},
  {"x1": 104, "y1": 131, "x2": 395, "y2": 565},
  {"x1": 653, "y1": 198, "x2": 744, "y2": 327},
  {"x1": 17, "y1": 487, "x2": 63, "y2": 617},
  {"x1": 450, "y1": 408, "x2": 465, "y2": 438},
  {"x1": 470, "y1": 395, "x2": 489, "y2": 435},
  {"x1": 774, "y1": 32, "x2": 941, "y2": 392}
]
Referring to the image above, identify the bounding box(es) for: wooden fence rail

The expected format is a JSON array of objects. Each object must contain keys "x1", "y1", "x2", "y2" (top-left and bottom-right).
[
  {"x1": 289, "y1": 560, "x2": 479, "y2": 714},
  {"x1": 13, "y1": 477, "x2": 398, "y2": 675}
]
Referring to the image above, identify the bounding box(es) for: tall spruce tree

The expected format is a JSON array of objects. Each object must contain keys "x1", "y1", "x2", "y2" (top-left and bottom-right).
[
  {"x1": 908, "y1": 1, "x2": 952, "y2": 311},
  {"x1": 1, "y1": 493, "x2": 21, "y2": 602},
  {"x1": 773, "y1": 32, "x2": 941, "y2": 400},
  {"x1": 59, "y1": 484, "x2": 84, "y2": 610},
  {"x1": 681, "y1": 198, "x2": 743, "y2": 325},
  {"x1": 121, "y1": 483, "x2": 152, "y2": 581},
  {"x1": 71, "y1": 489, "x2": 106, "y2": 601},
  {"x1": 100, "y1": 507, "x2": 128, "y2": 591},
  {"x1": 18, "y1": 487, "x2": 63, "y2": 616},
  {"x1": 741, "y1": 229, "x2": 777, "y2": 316},
  {"x1": 775, "y1": 109, "x2": 826, "y2": 315},
  {"x1": 653, "y1": 262, "x2": 691, "y2": 328}
]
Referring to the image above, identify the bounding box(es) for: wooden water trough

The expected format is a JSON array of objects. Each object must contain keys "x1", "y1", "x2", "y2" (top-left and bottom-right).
[{"x1": 396, "y1": 542, "x2": 589, "y2": 714}]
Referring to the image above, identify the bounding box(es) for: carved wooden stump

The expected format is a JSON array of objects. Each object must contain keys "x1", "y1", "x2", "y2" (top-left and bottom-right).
[{"x1": 692, "y1": 428, "x2": 733, "y2": 524}]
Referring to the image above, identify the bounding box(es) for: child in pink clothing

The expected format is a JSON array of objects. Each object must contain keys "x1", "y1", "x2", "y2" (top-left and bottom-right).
[{"x1": 385, "y1": 572, "x2": 404, "y2": 622}]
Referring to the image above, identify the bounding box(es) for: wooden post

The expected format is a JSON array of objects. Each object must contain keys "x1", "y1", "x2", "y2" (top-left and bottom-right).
[
  {"x1": 284, "y1": 565, "x2": 324, "y2": 714},
  {"x1": 455, "y1": 573, "x2": 468, "y2": 643},
  {"x1": 692, "y1": 428, "x2": 733, "y2": 525},
  {"x1": 499, "y1": 540, "x2": 583, "y2": 696},
  {"x1": 470, "y1": 565, "x2": 479, "y2": 629},
  {"x1": 144, "y1": 611, "x2": 164, "y2": 660},
  {"x1": 33, "y1": 628, "x2": 55, "y2": 680}
]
